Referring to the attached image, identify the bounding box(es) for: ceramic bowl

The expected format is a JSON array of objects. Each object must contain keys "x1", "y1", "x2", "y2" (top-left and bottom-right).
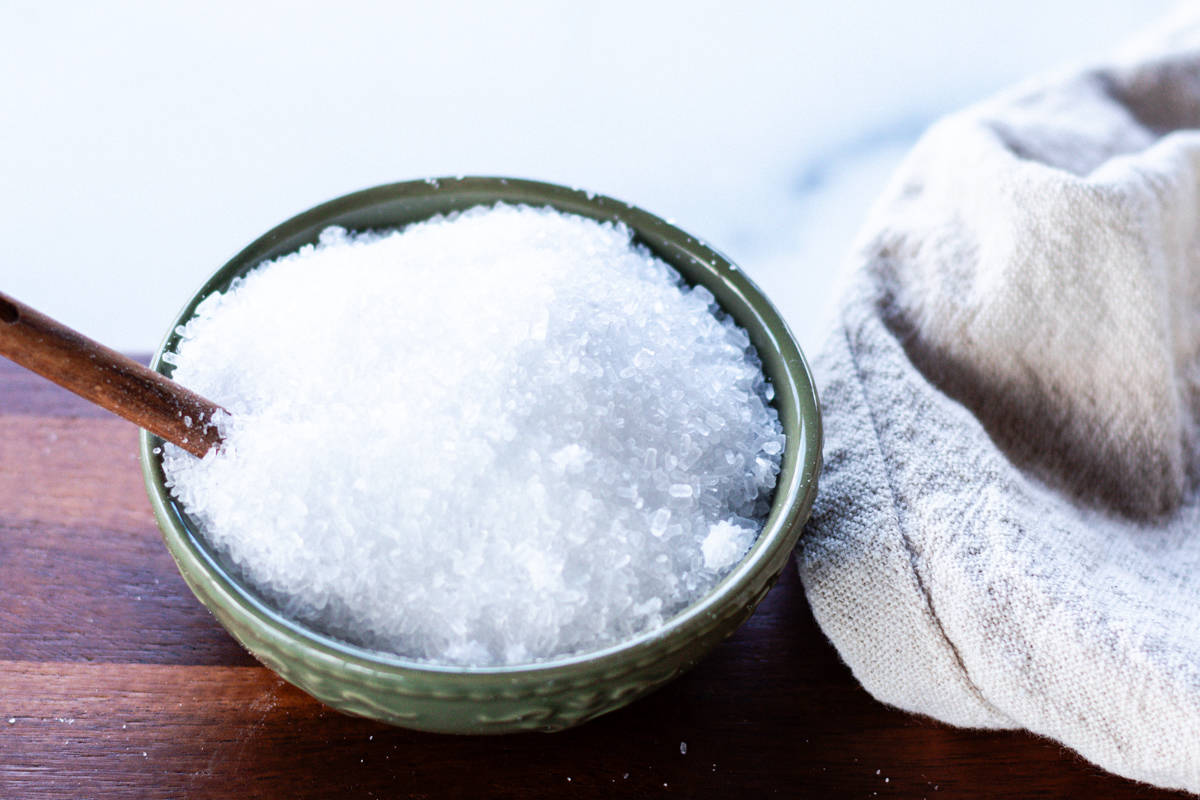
[{"x1": 139, "y1": 176, "x2": 821, "y2": 734}]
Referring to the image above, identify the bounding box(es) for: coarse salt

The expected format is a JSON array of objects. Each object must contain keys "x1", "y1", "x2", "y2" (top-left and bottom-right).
[{"x1": 162, "y1": 204, "x2": 784, "y2": 666}]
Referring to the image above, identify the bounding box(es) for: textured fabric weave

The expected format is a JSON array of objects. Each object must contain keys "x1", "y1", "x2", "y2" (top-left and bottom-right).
[{"x1": 798, "y1": 11, "x2": 1200, "y2": 793}]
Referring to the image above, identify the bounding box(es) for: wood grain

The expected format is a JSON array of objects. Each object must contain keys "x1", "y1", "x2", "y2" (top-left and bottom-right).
[{"x1": 0, "y1": 357, "x2": 1189, "y2": 799}]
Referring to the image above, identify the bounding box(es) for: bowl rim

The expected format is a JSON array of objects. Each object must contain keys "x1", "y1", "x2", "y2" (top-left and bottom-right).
[{"x1": 139, "y1": 175, "x2": 822, "y2": 681}]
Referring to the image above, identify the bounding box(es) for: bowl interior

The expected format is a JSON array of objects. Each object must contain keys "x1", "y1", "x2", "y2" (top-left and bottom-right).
[{"x1": 140, "y1": 176, "x2": 821, "y2": 677}]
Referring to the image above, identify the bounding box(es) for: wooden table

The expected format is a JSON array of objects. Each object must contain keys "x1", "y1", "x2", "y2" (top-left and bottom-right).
[{"x1": 0, "y1": 358, "x2": 1188, "y2": 799}]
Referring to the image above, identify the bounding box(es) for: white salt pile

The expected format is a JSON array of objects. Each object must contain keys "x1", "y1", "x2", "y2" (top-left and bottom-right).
[{"x1": 162, "y1": 204, "x2": 784, "y2": 666}]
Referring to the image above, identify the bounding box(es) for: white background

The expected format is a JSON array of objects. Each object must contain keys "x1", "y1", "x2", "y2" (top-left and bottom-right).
[{"x1": 0, "y1": 1, "x2": 1175, "y2": 355}]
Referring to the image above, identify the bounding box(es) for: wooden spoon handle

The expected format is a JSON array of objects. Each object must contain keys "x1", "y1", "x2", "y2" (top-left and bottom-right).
[{"x1": 0, "y1": 291, "x2": 224, "y2": 457}]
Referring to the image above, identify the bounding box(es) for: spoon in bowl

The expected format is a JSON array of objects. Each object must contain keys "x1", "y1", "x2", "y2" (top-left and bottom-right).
[{"x1": 0, "y1": 290, "x2": 223, "y2": 457}]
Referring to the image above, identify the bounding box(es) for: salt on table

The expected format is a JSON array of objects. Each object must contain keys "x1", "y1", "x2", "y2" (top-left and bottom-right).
[{"x1": 162, "y1": 203, "x2": 785, "y2": 666}]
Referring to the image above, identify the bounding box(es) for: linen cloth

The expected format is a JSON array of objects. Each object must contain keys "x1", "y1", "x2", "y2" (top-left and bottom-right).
[{"x1": 797, "y1": 10, "x2": 1200, "y2": 794}]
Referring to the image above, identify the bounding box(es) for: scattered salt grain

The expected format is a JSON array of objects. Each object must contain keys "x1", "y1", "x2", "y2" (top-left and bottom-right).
[
  {"x1": 680, "y1": 741, "x2": 687, "y2": 755},
  {"x1": 162, "y1": 204, "x2": 784, "y2": 666}
]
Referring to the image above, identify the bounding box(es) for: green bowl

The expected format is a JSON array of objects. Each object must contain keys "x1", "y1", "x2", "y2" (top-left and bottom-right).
[{"x1": 139, "y1": 176, "x2": 822, "y2": 734}]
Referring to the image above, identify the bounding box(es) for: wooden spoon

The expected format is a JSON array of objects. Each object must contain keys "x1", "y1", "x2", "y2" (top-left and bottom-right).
[{"x1": 0, "y1": 291, "x2": 224, "y2": 457}]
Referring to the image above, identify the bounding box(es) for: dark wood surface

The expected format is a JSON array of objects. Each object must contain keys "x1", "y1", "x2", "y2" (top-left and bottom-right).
[{"x1": 0, "y1": 357, "x2": 1189, "y2": 799}]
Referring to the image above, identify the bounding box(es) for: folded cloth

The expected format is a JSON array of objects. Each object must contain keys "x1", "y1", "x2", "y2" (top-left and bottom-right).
[{"x1": 797, "y1": 11, "x2": 1200, "y2": 794}]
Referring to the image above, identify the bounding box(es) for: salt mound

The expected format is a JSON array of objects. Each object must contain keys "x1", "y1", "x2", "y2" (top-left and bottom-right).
[{"x1": 162, "y1": 204, "x2": 784, "y2": 666}]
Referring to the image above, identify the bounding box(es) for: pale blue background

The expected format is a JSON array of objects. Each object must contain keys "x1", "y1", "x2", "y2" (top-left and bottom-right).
[{"x1": 0, "y1": 1, "x2": 1175, "y2": 355}]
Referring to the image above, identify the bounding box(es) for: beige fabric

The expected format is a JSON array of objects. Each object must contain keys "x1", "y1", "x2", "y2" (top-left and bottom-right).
[{"x1": 798, "y1": 11, "x2": 1200, "y2": 794}]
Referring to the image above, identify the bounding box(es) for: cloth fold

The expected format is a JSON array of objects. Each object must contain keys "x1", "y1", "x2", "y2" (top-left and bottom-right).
[{"x1": 799, "y1": 10, "x2": 1200, "y2": 794}]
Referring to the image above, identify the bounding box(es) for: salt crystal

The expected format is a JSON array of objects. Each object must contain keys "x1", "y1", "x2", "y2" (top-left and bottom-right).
[
  {"x1": 650, "y1": 508, "x2": 672, "y2": 537},
  {"x1": 701, "y1": 520, "x2": 755, "y2": 570},
  {"x1": 162, "y1": 204, "x2": 784, "y2": 666},
  {"x1": 680, "y1": 741, "x2": 687, "y2": 754},
  {"x1": 550, "y1": 444, "x2": 590, "y2": 475}
]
